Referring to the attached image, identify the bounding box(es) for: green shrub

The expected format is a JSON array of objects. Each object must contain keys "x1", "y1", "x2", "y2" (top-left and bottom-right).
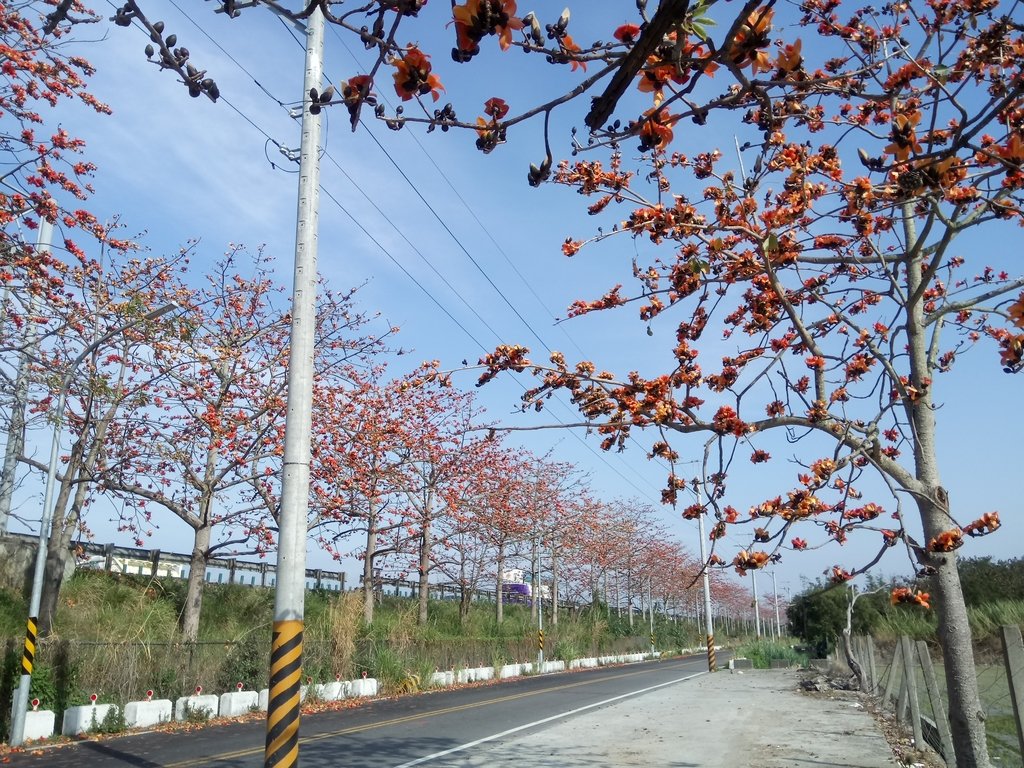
[
  {"x1": 215, "y1": 631, "x2": 269, "y2": 693},
  {"x1": 90, "y1": 703, "x2": 127, "y2": 734},
  {"x1": 734, "y1": 639, "x2": 806, "y2": 669},
  {"x1": 553, "y1": 639, "x2": 580, "y2": 663}
]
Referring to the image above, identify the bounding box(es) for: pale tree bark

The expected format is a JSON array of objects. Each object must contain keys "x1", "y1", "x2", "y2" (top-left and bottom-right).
[
  {"x1": 362, "y1": 508, "x2": 377, "y2": 625},
  {"x1": 495, "y1": 542, "x2": 505, "y2": 624},
  {"x1": 902, "y1": 205, "x2": 990, "y2": 768},
  {"x1": 416, "y1": 495, "x2": 433, "y2": 625},
  {"x1": 180, "y1": 524, "x2": 211, "y2": 643}
]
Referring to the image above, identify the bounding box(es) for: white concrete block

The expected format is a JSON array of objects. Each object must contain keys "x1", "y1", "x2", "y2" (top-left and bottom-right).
[
  {"x1": 477, "y1": 667, "x2": 494, "y2": 681},
  {"x1": 428, "y1": 671, "x2": 448, "y2": 687},
  {"x1": 456, "y1": 668, "x2": 471, "y2": 684},
  {"x1": 124, "y1": 699, "x2": 172, "y2": 729},
  {"x1": 219, "y1": 690, "x2": 258, "y2": 718},
  {"x1": 316, "y1": 681, "x2": 344, "y2": 701},
  {"x1": 350, "y1": 678, "x2": 377, "y2": 697},
  {"x1": 258, "y1": 688, "x2": 269, "y2": 711},
  {"x1": 499, "y1": 663, "x2": 521, "y2": 679},
  {"x1": 62, "y1": 703, "x2": 118, "y2": 736},
  {"x1": 174, "y1": 694, "x2": 218, "y2": 722},
  {"x1": 23, "y1": 709, "x2": 55, "y2": 741}
]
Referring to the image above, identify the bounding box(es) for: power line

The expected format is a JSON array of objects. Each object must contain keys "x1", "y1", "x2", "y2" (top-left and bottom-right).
[{"x1": 124, "y1": 3, "x2": 666, "y2": 503}]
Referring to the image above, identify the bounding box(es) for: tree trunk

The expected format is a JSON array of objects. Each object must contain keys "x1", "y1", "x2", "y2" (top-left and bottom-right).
[
  {"x1": 925, "y1": 497, "x2": 991, "y2": 768},
  {"x1": 37, "y1": 434, "x2": 92, "y2": 636},
  {"x1": 417, "y1": 514, "x2": 431, "y2": 626},
  {"x1": 902, "y1": 216, "x2": 990, "y2": 768},
  {"x1": 495, "y1": 542, "x2": 504, "y2": 624},
  {"x1": 363, "y1": 505, "x2": 377, "y2": 625},
  {"x1": 180, "y1": 524, "x2": 211, "y2": 642}
]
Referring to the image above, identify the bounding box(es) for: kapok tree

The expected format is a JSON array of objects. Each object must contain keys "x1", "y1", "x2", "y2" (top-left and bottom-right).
[
  {"x1": 390, "y1": 372, "x2": 490, "y2": 626},
  {"x1": 310, "y1": 365, "x2": 417, "y2": 625},
  {"x1": 99, "y1": 250, "x2": 291, "y2": 641},
  {"x1": 23, "y1": 252, "x2": 186, "y2": 633},
  {"x1": 1, "y1": 0, "x2": 131, "y2": 281},
  {"x1": 477, "y1": 2, "x2": 1024, "y2": 766}
]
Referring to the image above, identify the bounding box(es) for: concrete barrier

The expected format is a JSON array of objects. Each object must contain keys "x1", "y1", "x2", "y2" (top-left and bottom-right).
[
  {"x1": 499, "y1": 663, "x2": 522, "y2": 679},
  {"x1": 428, "y1": 671, "x2": 449, "y2": 687},
  {"x1": 22, "y1": 709, "x2": 55, "y2": 741},
  {"x1": 219, "y1": 690, "x2": 259, "y2": 718},
  {"x1": 314, "y1": 680, "x2": 350, "y2": 701},
  {"x1": 124, "y1": 699, "x2": 172, "y2": 728},
  {"x1": 62, "y1": 703, "x2": 118, "y2": 736},
  {"x1": 350, "y1": 678, "x2": 378, "y2": 697},
  {"x1": 174, "y1": 693, "x2": 218, "y2": 721},
  {"x1": 729, "y1": 658, "x2": 754, "y2": 670}
]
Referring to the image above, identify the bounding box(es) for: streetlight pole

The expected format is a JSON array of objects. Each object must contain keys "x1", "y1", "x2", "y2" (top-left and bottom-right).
[{"x1": 8, "y1": 303, "x2": 177, "y2": 747}]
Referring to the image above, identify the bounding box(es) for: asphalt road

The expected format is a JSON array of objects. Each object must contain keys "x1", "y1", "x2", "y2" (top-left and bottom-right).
[{"x1": 8, "y1": 655, "x2": 710, "y2": 768}]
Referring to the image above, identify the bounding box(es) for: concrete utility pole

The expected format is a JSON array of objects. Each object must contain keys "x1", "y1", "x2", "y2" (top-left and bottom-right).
[
  {"x1": 0, "y1": 220, "x2": 52, "y2": 534},
  {"x1": 263, "y1": 7, "x2": 323, "y2": 768},
  {"x1": 752, "y1": 571, "x2": 762, "y2": 638},
  {"x1": 772, "y1": 568, "x2": 782, "y2": 638},
  {"x1": 695, "y1": 512, "x2": 716, "y2": 671}
]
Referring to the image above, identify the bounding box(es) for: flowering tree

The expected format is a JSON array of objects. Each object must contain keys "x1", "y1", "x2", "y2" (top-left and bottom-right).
[
  {"x1": 101, "y1": 250, "x2": 384, "y2": 640},
  {"x1": 15, "y1": 253, "x2": 186, "y2": 633},
  {"x1": 385, "y1": 373, "x2": 491, "y2": 625},
  {"x1": 0, "y1": 0, "x2": 130, "y2": 268},
  {"x1": 475, "y1": 2, "x2": 1024, "y2": 764},
  {"x1": 310, "y1": 367, "x2": 416, "y2": 625}
]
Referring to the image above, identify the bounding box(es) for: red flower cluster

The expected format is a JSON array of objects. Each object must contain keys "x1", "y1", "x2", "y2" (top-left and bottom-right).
[
  {"x1": 892, "y1": 587, "x2": 930, "y2": 609},
  {"x1": 963, "y1": 512, "x2": 1000, "y2": 537}
]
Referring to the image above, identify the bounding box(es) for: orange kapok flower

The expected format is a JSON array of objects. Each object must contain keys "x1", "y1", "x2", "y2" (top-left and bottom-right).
[
  {"x1": 614, "y1": 23, "x2": 641, "y2": 44},
  {"x1": 731, "y1": 6, "x2": 774, "y2": 73},
  {"x1": 630, "y1": 108, "x2": 679, "y2": 151},
  {"x1": 452, "y1": 0, "x2": 523, "y2": 59},
  {"x1": 928, "y1": 528, "x2": 964, "y2": 552},
  {"x1": 482, "y1": 96, "x2": 509, "y2": 119},
  {"x1": 1008, "y1": 294, "x2": 1024, "y2": 330},
  {"x1": 892, "y1": 587, "x2": 930, "y2": 609},
  {"x1": 775, "y1": 39, "x2": 803, "y2": 74},
  {"x1": 884, "y1": 112, "x2": 923, "y2": 162},
  {"x1": 963, "y1": 511, "x2": 1001, "y2": 537},
  {"x1": 392, "y1": 46, "x2": 445, "y2": 102}
]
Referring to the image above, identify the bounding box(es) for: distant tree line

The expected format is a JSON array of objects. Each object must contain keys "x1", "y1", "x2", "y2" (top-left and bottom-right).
[{"x1": 788, "y1": 557, "x2": 1024, "y2": 655}]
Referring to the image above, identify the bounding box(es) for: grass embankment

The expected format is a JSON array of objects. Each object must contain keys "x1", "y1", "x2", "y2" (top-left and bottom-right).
[{"x1": 0, "y1": 570, "x2": 706, "y2": 731}]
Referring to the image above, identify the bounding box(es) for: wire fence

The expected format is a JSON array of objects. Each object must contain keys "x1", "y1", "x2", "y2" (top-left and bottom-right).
[{"x1": 864, "y1": 627, "x2": 1024, "y2": 767}]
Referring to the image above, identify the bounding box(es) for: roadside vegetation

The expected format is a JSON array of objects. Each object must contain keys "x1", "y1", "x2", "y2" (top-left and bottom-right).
[
  {"x1": 787, "y1": 556, "x2": 1024, "y2": 657},
  {"x1": 0, "y1": 569, "x2": 714, "y2": 735}
]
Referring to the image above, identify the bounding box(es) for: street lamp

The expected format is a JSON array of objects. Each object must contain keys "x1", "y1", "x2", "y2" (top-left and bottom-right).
[{"x1": 8, "y1": 302, "x2": 178, "y2": 747}]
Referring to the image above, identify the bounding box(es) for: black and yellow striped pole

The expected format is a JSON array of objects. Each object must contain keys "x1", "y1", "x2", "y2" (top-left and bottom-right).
[
  {"x1": 263, "y1": 3, "x2": 323, "y2": 765},
  {"x1": 538, "y1": 629, "x2": 544, "y2": 658},
  {"x1": 21, "y1": 616, "x2": 37, "y2": 675},
  {"x1": 265, "y1": 620, "x2": 304, "y2": 766},
  {"x1": 706, "y1": 633, "x2": 717, "y2": 672}
]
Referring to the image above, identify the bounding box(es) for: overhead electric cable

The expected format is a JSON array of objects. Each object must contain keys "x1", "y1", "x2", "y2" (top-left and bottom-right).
[{"x1": 124, "y1": 6, "x2": 666, "y2": 503}]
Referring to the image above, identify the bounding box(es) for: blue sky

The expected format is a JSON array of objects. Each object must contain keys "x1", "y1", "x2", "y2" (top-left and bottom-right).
[{"x1": 23, "y1": 0, "x2": 1024, "y2": 597}]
